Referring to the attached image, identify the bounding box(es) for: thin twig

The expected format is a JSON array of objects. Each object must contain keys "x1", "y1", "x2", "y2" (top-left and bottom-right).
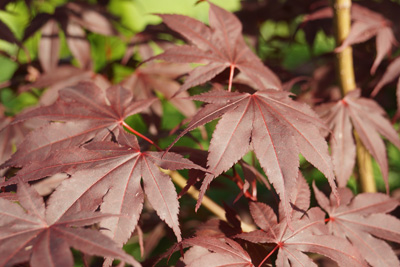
[{"x1": 162, "y1": 169, "x2": 256, "y2": 232}]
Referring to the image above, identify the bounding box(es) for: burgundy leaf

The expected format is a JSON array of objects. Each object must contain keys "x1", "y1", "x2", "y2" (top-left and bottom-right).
[
  {"x1": 39, "y1": 19, "x2": 60, "y2": 72},
  {"x1": 180, "y1": 236, "x2": 253, "y2": 267},
  {"x1": 237, "y1": 205, "x2": 366, "y2": 266},
  {"x1": 0, "y1": 178, "x2": 140, "y2": 267},
  {"x1": 149, "y1": 2, "x2": 281, "y2": 93},
  {"x1": 168, "y1": 89, "x2": 335, "y2": 223},
  {"x1": 4, "y1": 82, "x2": 157, "y2": 169},
  {"x1": 316, "y1": 101, "x2": 355, "y2": 187},
  {"x1": 41, "y1": 131, "x2": 204, "y2": 246},
  {"x1": 371, "y1": 27, "x2": 397, "y2": 75},
  {"x1": 317, "y1": 90, "x2": 400, "y2": 188},
  {"x1": 307, "y1": 4, "x2": 396, "y2": 76},
  {"x1": 122, "y1": 62, "x2": 196, "y2": 118},
  {"x1": 63, "y1": 21, "x2": 92, "y2": 70},
  {"x1": 335, "y1": 21, "x2": 379, "y2": 52},
  {"x1": 313, "y1": 183, "x2": 400, "y2": 267},
  {"x1": 372, "y1": 56, "x2": 400, "y2": 97},
  {"x1": 65, "y1": 2, "x2": 117, "y2": 36},
  {"x1": 0, "y1": 116, "x2": 29, "y2": 175}
]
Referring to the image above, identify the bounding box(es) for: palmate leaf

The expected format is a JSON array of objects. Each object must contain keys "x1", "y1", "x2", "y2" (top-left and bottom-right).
[
  {"x1": 313, "y1": 183, "x2": 400, "y2": 267},
  {"x1": 168, "y1": 89, "x2": 336, "y2": 222},
  {"x1": 149, "y1": 2, "x2": 281, "y2": 93},
  {"x1": 3, "y1": 81, "x2": 156, "y2": 169},
  {"x1": 236, "y1": 177, "x2": 366, "y2": 267},
  {"x1": 37, "y1": 130, "x2": 204, "y2": 246},
  {"x1": 23, "y1": 2, "x2": 117, "y2": 70},
  {"x1": 303, "y1": 3, "x2": 397, "y2": 75},
  {"x1": 0, "y1": 115, "x2": 29, "y2": 175},
  {"x1": 178, "y1": 237, "x2": 254, "y2": 267},
  {"x1": 317, "y1": 89, "x2": 400, "y2": 188},
  {"x1": 0, "y1": 178, "x2": 140, "y2": 267},
  {"x1": 122, "y1": 62, "x2": 197, "y2": 118}
]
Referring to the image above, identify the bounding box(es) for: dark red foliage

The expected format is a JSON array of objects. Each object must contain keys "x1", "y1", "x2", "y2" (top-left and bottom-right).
[
  {"x1": 168, "y1": 89, "x2": 337, "y2": 222},
  {"x1": 313, "y1": 182, "x2": 400, "y2": 266},
  {"x1": 236, "y1": 177, "x2": 366, "y2": 266},
  {"x1": 149, "y1": 2, "x2": 281, "y2": 93},
  {"x1": 1, "y1": 1, "x2": 400, "y2": 266},
  {"x1": 0, "y1": 178, "x2": 140, "y2": 267},
  {"x1": 317, "y1": 90, "x2": 400, "y2": 188}
]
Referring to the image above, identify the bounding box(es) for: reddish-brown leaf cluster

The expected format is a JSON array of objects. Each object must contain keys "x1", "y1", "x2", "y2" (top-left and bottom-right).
[{"x1": 0, "y1": 0, "x2": 400, "y2": 266}]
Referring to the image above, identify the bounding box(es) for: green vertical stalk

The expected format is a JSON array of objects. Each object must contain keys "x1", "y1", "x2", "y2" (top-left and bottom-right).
[{"x1": 332, "y1": 0, "x2": 376, "y2": 192}]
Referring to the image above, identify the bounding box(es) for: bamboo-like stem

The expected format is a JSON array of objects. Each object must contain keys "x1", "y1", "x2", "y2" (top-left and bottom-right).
[
  {"x1": 332, "y1": 0, "x2": 376, "y2": 192},
  {"x1": 162, "y1": 169, "x2": 256, "y2": 232}
]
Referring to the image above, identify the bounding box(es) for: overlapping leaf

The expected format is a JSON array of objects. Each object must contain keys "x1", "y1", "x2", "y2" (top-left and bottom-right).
[
  {"x1": 38, "y1": 130, "x2": 203, "y2": 246},
  {"x1": 317, "y1": 89, "x2": 400, "y2": 188},
  {"x1": 168, "y1": 89, "x2": 336, "y2": 221},
  {"x1": 313, "y1": 183, "x2": 400, "y2": 267},
  {"x1": 0, "y1": 178, "x2": 140, "y2": 267},
  {"x1": 3, "y1": 81, "x2": 156, "y2": 168},
  {"x1": 149, "y1": 2, "x2": 281, "y2": 93},
  {"x1": 0, "y1": 115, "x2": 29, "y2": 175},
  {"x1": 372, "y1": 55, "x2": 400, "y2": 97},
  {"x1": 303, "y1": 3, "x2": 397, "y2": 75},
  {"x1": 122, "y1": 62, "x2": 196, "y2": 118},
  {"x1": 236, "y1": 177, "x2": 366, "y2": 267},
  {"x1": 23, "y1": 2, "x2": 117, "y2": 70},
  {"x1": 178, "y1": 237, "x2": 254, "y2": 267}
]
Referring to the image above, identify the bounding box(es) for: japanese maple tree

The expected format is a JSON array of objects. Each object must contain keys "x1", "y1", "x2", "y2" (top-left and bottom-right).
[{"x1": 0, "y1": 0, "x2": 399, "y2": 266}]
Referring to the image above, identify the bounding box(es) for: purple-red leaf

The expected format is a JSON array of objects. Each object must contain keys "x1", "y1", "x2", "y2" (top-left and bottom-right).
[
  {"x1": 179, "y1": 236, "x2": 254, "y2": 267},
  {"x1": 372, "y1": 56, "x2": 400, "y2": 97},
  {"x1": 39, "y1": 19, "x2": 60, "y2": 72},
  {"x1": 313, "y1": 183, "x2": 400, "y2": 267},
  {"x1": 150, "y1": 2, "x2": 281, "y2": 93},
  {"x1": 0, "y1": 179, "x2": 140, "y2": 267},
  {"x1": 237, "y1": 206, "x2": 366, "y2": 266},
  {"x1": 4, "y1": 82, "x2": 157, "y2": 169},
  {"x1": 317, "y1": 90, "x2": 400, "y2": 189},
  {"x1": 40, "y1": 131, "x2": 204, "y2": 246},
  {"x1": 168, "y1": 89, "x2": 335, "y2": 223}
]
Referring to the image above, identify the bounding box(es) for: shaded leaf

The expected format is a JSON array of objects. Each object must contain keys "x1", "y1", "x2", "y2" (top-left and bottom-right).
[
  {"x1": 313, "y1": 183, "x2": 400, "y2": 267},
  {"x1": 317, "y1": 90, "x2": 400, "y2": 189},
  {"x1": 40, "y1": 130, "x2": 204, "y2": 246},
  {"x1": 4, "y1": 82, "x2": 157, "y2": 169},
  {"x1": 167, "y1": 89, "x2": 336, "y2": 223},
  {"x1": 0, "y1": 178, "x2": 140, "y2": 267},
  {"x1": 149, "y1": 2, "x2": 281, "y2": 93}
]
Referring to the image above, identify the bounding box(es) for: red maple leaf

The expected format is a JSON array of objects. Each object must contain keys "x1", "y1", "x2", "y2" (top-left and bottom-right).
[
  {"x1": 3, "y1": 81, "x2": 157, "y2": 168},
  {"x1": 19, "y1": 130, "x2": 205, "y2": 247},
  {"x1": 148, "y1": 2, "x2": 281, "y2": 93},
  {"x1": 316, "y1": 89, "x2": 400, "y2": 188},
  {"x1": 178, "y1": 237, "x2": 254, "y2": 267},
  {"x1": 313, "y1": 182, "x2": 400, "y2": 267},
  {"x1": 303, "y1": 3, "x2": 397, "y2": 75},
  {"x1": 23, "y1": 2, "x2": 117, "y2": 71},
  {"x1": 167, "y1": 89, "x2": 337, "y2": 222},
  {"x1": 236, "y1": 176, "x2": 366, "y2": 266},
  {"x1": 122, "y1": 62, "x2": 197, "y2": 118},
  {"x1": 0, "y1": 114, "x2": 29, "y2": 175},
  {"x1": 0, "y1": 178, "x2": 140, "y2": 267}
]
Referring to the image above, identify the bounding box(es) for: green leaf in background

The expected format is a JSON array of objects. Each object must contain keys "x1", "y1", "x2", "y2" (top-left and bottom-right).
[
  {"x1": 108, "y1": 0, "x2": 240, "y2": 34},
  {"x1": 1, "y1": 88, "x2": 38, "y2": 116}
]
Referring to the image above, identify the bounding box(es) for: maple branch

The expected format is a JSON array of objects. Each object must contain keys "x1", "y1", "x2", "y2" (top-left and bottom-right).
[
  {"x1": 162, "y1": 169, "x2": 256, "y2": 232},
  {"x1": 332, "y1": 0, "x2": 376, "y2": 192}
]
